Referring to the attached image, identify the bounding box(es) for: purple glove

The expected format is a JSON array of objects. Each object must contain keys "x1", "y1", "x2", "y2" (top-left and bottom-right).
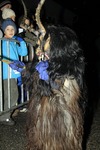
[
  {"x1": 9, "y1": 60, "x2": 25, "y2": 72},
  {"x1": 35, "y1": 60, "x2": 49, "y2": 81},
  {"x1": 16, "y1": 36, "x2": 23, "y2": 42}
]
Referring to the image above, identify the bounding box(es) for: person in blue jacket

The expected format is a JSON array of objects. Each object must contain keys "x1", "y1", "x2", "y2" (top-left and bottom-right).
[{"x1": 0, "y1": 18, "x2": 28, "y2": 125}]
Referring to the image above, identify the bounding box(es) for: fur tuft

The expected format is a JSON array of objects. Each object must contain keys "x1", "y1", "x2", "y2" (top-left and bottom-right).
[{"x1": 23, "y1": 25, "x2": 86, "y2": 150}]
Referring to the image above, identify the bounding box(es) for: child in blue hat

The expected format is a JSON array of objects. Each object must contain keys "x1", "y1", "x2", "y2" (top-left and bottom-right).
[{"x1": 0, "y1": 18, "x2": 28, "y2": 125}]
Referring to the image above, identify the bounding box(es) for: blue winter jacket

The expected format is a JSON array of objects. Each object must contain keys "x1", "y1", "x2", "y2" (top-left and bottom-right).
[{"x1": 2, "y1": 36, "x2": 28, "y2": 79}]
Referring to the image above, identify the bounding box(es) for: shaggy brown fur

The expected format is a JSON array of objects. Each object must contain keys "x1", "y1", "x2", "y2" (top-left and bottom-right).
[{"x1": 23, "y1": 25, "x2": 86, "y2": 150}]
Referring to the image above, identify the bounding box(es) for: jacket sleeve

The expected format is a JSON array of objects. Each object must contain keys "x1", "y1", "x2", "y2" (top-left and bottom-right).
[{"x1": 17, "y1": 40, "x2": 28, "y2": 56}]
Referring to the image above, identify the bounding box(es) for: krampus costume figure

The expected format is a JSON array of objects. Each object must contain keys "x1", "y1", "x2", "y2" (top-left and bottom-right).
[{"x1": 22, "y1": 0, "x2": 86, "y2": 150}]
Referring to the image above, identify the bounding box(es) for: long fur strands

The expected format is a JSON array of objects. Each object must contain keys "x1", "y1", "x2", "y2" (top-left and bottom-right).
[{"x1": 22, "y1": 25, "x2": 86, "y2": 150}]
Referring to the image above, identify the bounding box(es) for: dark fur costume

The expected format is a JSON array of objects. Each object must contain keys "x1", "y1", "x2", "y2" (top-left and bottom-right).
[{"x1": 22, "y1": 25, "x2": 86, "y2": 150}]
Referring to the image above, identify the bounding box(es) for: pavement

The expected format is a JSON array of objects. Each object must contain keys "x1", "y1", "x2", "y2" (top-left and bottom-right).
[
  {"x1": 0, "y1": 111, "x2": 27, "y2": 150},
  {"x1": 0, "y1": 101, "x2": 100, "y2": 150},
  {"x1": 86, "y1": 100, "x2": 100, "y2": 150}
]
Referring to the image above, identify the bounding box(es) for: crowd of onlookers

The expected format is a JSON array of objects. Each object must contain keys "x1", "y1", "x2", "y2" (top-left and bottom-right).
[{"x1": 0, "y1": 0, "x2": 38, "y2": 126}]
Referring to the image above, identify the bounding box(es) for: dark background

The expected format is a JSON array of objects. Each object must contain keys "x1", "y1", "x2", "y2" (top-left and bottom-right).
[
  {"x1": 11, "y1": 0, "x2": 100, "y2": 33},
  {"x1": 11, "y1": 0, "x2": 100, "y2": 48},
  {"x1": 0, "y1": 1, "x2": 100, "y2": 149},
  {"x1": 11, "y1": 0, "x2": 100, "y2": 109}
]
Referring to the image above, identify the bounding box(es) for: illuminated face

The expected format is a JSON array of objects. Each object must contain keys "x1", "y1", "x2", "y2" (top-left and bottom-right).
[
  {"x1": 44, "y1": 36, "x2": 50, "y2": 52},
  {"x1": 25, "y1": 19, "x2": 30, "y2": 26},
  {"x1": 36, "y1": 35, "x2": 50, "y2": 60},
  {"x1": 4, "y1": 25, "x2": 15, "y2": 38}
]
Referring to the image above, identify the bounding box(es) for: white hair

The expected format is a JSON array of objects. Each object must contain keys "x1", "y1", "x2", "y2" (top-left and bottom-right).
[{"x1": 2, "y1": 8, "x2": 15, "y2": 19}]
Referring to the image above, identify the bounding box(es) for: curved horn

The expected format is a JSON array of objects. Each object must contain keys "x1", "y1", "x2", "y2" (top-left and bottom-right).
[
  {"x1": 21, "y1": 0, "x2": 27, "y2": 18},
  {"x1": 35, "y1": 0, "x2": 46, "y2": 38}
]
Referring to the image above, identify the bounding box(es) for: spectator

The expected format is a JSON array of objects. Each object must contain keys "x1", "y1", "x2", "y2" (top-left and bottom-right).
[
  {"x1": 2, "y1": 7, "x2": 16, "y2": 21},
  {"x1": 1, "y1": 7, "x2": 23, "y2": 116},
  {"x1": 18, "y1": 15, "x2": 38, "y2": 47},
  {"x1": 0, "y1": 0, "x2": 12, "y2": 26},
  {"x1": 0, "y1": 18, "x2": 28, "y2": 125}
]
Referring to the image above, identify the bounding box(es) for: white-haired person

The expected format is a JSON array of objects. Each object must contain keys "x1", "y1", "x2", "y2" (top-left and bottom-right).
[
  {"x1": 0, "y1": 0, "x2": 12, "y2": 26},
  {"x1": 2, "y1": 7, "x2": 16, "y2": 21}
]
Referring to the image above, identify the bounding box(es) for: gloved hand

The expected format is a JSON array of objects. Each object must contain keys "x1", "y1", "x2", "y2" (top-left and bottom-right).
[
  {"x1": 9, "y1": 60, "x2": 25, "y2": 72},
  {"x1": 16, "y1": 36, "x2": 23, "y2": 42},
  {"x1": 35, "y1": 60, "x2": 49, "y2": 81}
]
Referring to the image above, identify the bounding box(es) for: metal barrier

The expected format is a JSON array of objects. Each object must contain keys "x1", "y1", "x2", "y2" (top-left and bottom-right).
[{"x1": 0, "y1": 38, "x2": 34, "y2": 116}]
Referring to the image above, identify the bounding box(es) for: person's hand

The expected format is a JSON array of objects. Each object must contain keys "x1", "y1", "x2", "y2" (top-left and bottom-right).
[
  {"x1": 9, "y1": 60, "x2": 25, "y2": 72},
  {"x1": 36, "y1": 60, "x2": 49, "y2": 81},
  {"x1": 16, "y1": 36, "x2": 23, "y2": 42}
]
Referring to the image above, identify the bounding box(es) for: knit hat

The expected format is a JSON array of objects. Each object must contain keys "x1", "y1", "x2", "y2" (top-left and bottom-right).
[
  {"x1": 2, "y1": 8, "x2": 16, "y2": 19},
  {"x1": 1, "y1": 18, "x2": 17, "y2": 33},
  {"x1": 0, "y1": 0, "x2": 11, "y2": 9}
]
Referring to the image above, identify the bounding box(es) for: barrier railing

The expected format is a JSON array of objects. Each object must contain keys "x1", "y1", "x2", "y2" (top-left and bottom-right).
[{"x1": 0, "y1": 38, "x2": 34, "y2": 116}]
